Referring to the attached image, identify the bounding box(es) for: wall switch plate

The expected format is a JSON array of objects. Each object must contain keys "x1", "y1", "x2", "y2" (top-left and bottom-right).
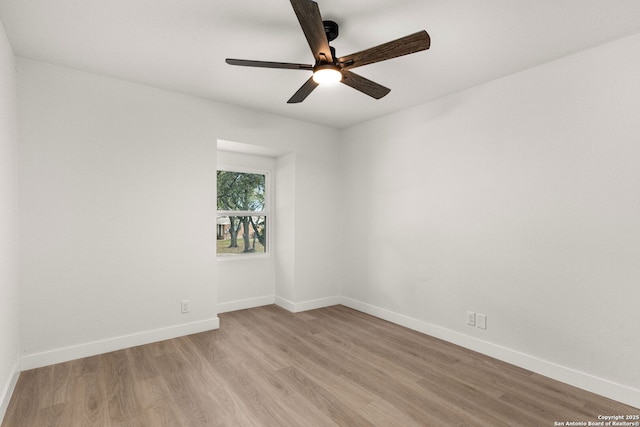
[
  {"x1": 181, "y1": 300, "x2": 190, "y2": 314},
  {"x1": 466, "y1": 311, "x2": 476, "y2": 326},
  {"x1": 477, "y1": 313, "x2": 487, "y2": 329}
]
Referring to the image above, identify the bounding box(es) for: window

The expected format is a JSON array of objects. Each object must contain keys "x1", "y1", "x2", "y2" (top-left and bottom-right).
[{"x1": 216, "y1": 169, "x2": 269, "y2": 256}]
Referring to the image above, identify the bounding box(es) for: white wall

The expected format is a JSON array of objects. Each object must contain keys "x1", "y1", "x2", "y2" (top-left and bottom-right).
[
  {"x1": 275, "y1": 152, "x2": 297, "y2": 305},
  {"x1": 339, "y1": 34, "x2": 640, "y2": 407},
  {"x1": 0, "y1": 18, "x2": 19, "y2": 422},
  {"x1": 17, "y1": 59, "x2": 341, "y2": 368},
  {"x1": 0, "y1": 15, "x2": 20, "y2": 421}
]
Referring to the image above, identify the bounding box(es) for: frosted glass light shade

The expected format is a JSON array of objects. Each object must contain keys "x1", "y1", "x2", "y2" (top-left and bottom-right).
[{"x1": 313, "y1": 65, "x2": 342, "y2": 85}]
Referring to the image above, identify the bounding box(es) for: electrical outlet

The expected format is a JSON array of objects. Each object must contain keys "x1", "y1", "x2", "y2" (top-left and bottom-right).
[
  {"x1": 466, "y1": 311, "x2": 476, "y2": 326},
  {"x1": 181, "y1": 300, "x2": 190, "y2": 314},
  {"x1": 477, "y1": 313, "x2": 487, "y2": 329}
]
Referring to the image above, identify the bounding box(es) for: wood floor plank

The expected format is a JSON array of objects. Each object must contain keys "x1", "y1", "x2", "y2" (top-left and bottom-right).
[
  {"x1": 133, "y1": 376, "x2": 182, "y2": 427},
  {"x1": 278, "y1": 393, "x2": 341, "y2": 427},
  {"x1": 3, "y1": 369, "x2": 39, "y2": 427},
  {"x1": 34, "y1": 402, "x2": 71, "y2": 427},
  {"x1": 102, "y1": 350, "x2": 138, "y2": 424},
  {"x1": 2, "y1": 304, "x2": 638, "y2": 427},
  {"x1": 277, "y1": 366, "x2": 373, "y2": 426},
  {"x1": 154, "y1": 353, "x2": 216, "y2": 426},
  {"x1": 125, "y1": 345, "x2": 159, "y2": 382},
  {"x1": 360, "y1": 399, "x2": 424, "y2": 427},
  {"x1": 416, "y1": 372, "x2": 538, "y2": 426},
  {"x1": 70, "y1": 360, "x2": 109, "y2": 427}
]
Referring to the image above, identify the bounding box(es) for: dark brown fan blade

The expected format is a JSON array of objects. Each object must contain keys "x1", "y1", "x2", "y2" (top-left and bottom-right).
[
  {"x1": 287, "y1": 77, "x2": 319, "y2": 103},
  {"x1": 341, "y1": 70, "x2": 390, "y2": 99},
  {"x1": 290, "y1": 0, "x2": 333, "y2": 63},
  {"x1": 338, "y1": 31, "x2": 430, "y2": 70},
  {"x1": 226, "y1": 58, "x2": 313, "y2": 70}
]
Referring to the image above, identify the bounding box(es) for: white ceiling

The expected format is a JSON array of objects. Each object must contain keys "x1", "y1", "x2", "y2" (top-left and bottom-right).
[{"x1": 2, "y1": 0, "x2": 640, "y2": 129}]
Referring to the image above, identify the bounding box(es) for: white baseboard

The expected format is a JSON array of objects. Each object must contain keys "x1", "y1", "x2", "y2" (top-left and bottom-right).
[
  {"x1": 340, "y1": 297, "x2": 640, "y2": 409},
  {"x1": 218, "y1": 295, "x2": 275, "y2": 313},
  {"x1": 21, "y1": 317, "x2": 220, "y2": 371},
  {"x1": 275, "y1": 296, "x2": 341, "y2": 313},
  {"x1": 0, "y1": 360, "x2": 20, "y2": 424}
]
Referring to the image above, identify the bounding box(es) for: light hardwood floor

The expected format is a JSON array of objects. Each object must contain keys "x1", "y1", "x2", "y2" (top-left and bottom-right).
[{"x1": 2, "y1": 305, "x2": 638, "y2": 426}]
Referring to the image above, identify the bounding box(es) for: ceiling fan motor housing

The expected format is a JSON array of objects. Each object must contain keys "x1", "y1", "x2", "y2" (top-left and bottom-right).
[{"x1": 323, "y1": 20, "x2": 339, "y2": 42}]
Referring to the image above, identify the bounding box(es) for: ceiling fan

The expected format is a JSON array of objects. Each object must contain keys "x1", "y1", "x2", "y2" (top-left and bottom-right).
[{"x1": 225, "y1": 0, "x2": 431, "y2": 103}]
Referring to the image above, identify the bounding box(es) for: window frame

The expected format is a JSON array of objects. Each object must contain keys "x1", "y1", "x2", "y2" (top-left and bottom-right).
[{"x1": 216, "y1": 165, "x2": 271, "y2": 259}]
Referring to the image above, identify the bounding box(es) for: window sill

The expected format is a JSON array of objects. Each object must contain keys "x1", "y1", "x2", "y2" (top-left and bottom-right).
[{"x1": 216, "y1": 253, "x2": 271, "y2": 262}]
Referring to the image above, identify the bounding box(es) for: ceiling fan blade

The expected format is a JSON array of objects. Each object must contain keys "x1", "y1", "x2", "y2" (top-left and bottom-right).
[
  {"x1": 290, "y1": 0, "x2": 333, "y2": 63},
  {"x1": 341, "y1": 70, "x2": 390, "y2": 99},
  {"x1": 287, "y1": 77, "x2": 319, "y2": 103},
  {"x1": 338, "y1": 30, "x2": 430, "y2": 70},
  {"x1": 226, "y1": 58, "x2": 313, "y2": 70}
]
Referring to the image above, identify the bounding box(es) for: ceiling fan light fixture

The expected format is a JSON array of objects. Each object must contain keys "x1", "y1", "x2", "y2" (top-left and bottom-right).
[{"x1": 312, "y1": 64, "x2": 342, "y2": 85}]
